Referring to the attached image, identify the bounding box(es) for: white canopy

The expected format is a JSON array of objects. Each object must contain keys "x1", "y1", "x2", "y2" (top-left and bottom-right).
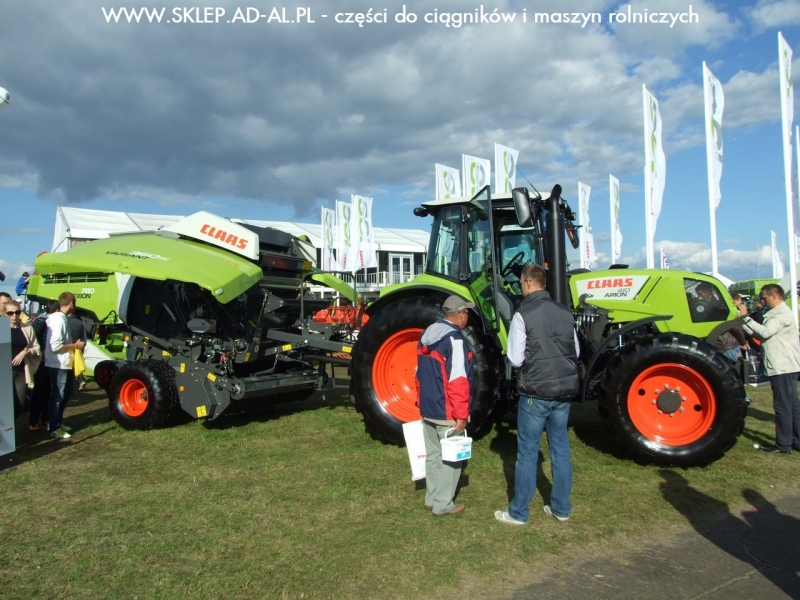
[{"x1": 52, "y1": 206, "x2": 429, "y2": 255}]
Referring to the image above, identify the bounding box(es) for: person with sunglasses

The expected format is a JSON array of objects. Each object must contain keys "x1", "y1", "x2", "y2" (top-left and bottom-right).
[{"x1": 6, "y1": 299, "x2": 41, "y2": 418}]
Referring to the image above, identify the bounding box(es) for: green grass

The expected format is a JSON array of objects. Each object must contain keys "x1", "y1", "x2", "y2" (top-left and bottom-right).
[{"x1": 1, "y1": 383, "x2": 797, "y2": 599}]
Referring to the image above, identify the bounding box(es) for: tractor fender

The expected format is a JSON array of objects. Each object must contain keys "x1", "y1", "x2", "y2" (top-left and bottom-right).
[
  {"x1": 364, "y1": 284, "x2": 461, "y2": 316},
  {"x1": 704, "y1": 316, "x2": 748, "y2": 347},
  {"x1": 581, "y1": 314, "x2": 673, "y2": 403}
]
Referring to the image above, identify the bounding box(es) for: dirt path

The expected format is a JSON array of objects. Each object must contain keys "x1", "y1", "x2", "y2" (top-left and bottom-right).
[{"x1": 506, "y1": 492, "x2": 800, "y2": 599}]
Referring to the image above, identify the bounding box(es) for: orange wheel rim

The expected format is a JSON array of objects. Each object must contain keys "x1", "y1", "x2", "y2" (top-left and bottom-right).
[
  {"x1": 372, "y1": 328, "x2": 423, "y2": 422},
  {"x1": 119, "y1": 378, "x2": 149, "y2": 417},
  {"x1": 627, "y1": 363, "x2": 716, "y2": 446}
]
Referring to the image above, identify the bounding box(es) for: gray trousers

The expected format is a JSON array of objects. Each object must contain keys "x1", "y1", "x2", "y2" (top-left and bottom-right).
[
  {"x1": 769, "y1": 373, "x2": 800, "y2": 451},
  {"x1": 423, "y1": 420, "x2": 462, "y2": 514}
]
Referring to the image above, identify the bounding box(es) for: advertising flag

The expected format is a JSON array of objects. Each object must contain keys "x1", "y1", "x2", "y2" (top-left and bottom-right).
[
  {"x1": 609, "y1": 175, "x2": 622, "y2": 264},
  {"x1": 772, "y1": 231, "x2": 785, "y2": 278},
  {"x1": 435, "y1": 164, "x2": 461, "y2": 200},
  {"x1": 660, "y1": 246, "x2": 670, "y2": 269},
  {"x1": 462, "y1": 154, "x2": 491, "y2": 197},
  {"x1": 353, "y1": 194, "x2": 377, "y2": 269},
  {"x1": 643, "y1": 85, "x2": 666, "y2": 268},
  {"x1": 704, "y1": 62, "x2": 724, "y2": 276},
  {"x1": 578, "y1": 182, "x2": 596, "y2": 268},
  {"x1": 321, "y1": 206, "x2": 338, "y2": 271},
  {"x1": 779, "y1": 32, "x2": 797, "y2": 325},
  {"x1": 336, "y1": 199, "x2": 357, "y2": 272},
  {"x1": 494, "y1": 143, "x2": 519, "y2": 193}
]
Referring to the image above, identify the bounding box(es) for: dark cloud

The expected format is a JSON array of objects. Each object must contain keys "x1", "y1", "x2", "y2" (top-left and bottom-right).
[{"x1": 0, "y1": 0, "x2": 747, "y2": 215}]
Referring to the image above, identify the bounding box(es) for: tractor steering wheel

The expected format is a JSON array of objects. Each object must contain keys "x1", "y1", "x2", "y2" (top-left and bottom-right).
[{"x1": 501, "y1": 251, "x2": 526, "y2": 279}]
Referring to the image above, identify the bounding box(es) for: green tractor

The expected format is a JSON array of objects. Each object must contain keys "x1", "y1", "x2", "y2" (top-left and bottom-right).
[{"x1": 350, "y1": 185, "x2": 747, "y2": 467}]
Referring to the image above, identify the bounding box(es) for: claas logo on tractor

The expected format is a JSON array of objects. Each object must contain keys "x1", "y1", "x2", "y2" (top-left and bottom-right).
[
  {"x1": 586, "y1": 277, "x2": 634, "y2": 289},
  {"x1": 200, "y1": 223, "x2": 249, "y2": 250}
]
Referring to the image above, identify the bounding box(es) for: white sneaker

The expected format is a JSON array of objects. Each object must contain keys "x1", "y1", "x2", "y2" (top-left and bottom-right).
[
  {"x1": 494, "y1": 510, "x2": 526, "y2": 526},
  {"x1": 50, "y1": 427, "x2": 72, "y2": 439},
  {"x1": 62, "y1": 425, "x2": 72, "y2": 432},
  {"x1": 544, "y1": 505, "x2": 569, "y2": 522}
]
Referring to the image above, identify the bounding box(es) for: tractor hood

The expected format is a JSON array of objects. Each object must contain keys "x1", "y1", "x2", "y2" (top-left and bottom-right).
[{"x1": 35, "y1": 232, "x2": 263, "y2": 304}]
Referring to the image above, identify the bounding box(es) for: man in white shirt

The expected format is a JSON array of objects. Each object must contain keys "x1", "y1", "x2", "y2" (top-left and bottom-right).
[
  {"x1": 45, "y1": 291, "x2": 86, "y2": 439},
  {"x1": 495, "y1": 264, "x2": 580, "y2": 526}
]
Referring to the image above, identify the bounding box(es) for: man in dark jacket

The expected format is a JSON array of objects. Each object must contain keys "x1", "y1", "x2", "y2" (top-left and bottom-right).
[
  {"x1": 416, "y1": 295, "x2": 475, "y2": 517},
  {"x1": 496, "y1": 264, "x2": 579, "y2": 525}
]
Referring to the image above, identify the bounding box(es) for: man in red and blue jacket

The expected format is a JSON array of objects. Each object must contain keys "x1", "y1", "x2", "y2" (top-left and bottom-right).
[{"x1": 416, "y1": 295, "x2": 475, "y2": 517}]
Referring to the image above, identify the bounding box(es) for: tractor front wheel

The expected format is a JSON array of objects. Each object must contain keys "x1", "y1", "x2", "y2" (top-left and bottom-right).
[
  {"x1": 351, "y1": 296, "x2": 498, "y2": 445},
  {"x1": 108, "y1": 360, "x2": 179, "y2": 430},
  {"x1": 599, "y1": 333, "x2": 746, "y2": 467}
]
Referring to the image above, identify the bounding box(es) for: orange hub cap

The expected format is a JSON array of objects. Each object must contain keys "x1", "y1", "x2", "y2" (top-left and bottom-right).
[
  {"x1": 372, "y1": 328, "x2": 423, "y2": 422},
  {"x1": 627, "y1": 363, "x2": 716, "y2": 446},
  {"x1": 119, "y1": 378, "x2": 149, "y2": 417}
]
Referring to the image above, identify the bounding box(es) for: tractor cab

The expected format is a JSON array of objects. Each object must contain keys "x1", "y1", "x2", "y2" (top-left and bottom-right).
[{"x1": 416, "y1": 184, "x2": 578, "y2": 332}]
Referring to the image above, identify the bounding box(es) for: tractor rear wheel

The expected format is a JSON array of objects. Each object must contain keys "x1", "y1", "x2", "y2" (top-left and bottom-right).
[
  {"x1": 351, "y1": 296, "x2": 498, "y2": 445},
  {"x1": 108, "y1": 360, "x2": 179, "y2": 430},
  {"x1": 599, "y1": 333, "x2": 746, "y2": 467}
]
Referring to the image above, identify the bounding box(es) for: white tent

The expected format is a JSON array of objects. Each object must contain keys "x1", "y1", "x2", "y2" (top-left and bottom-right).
[{"x1": 52, "y1": 206, "x2": 429, "y2": 255}]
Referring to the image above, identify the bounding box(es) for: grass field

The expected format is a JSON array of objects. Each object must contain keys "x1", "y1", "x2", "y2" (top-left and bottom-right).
[{"x1": 1, "y1": 381, "x2": 798, "y2": 599}]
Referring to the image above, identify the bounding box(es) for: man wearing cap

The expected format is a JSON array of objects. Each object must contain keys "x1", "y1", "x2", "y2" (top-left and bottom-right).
[
  {"x1": 416, "y1": 295, "x2": 475, "y2": 517},
  {"x1": 495, "y1": 264, "x2": 580, "y2": 526}
]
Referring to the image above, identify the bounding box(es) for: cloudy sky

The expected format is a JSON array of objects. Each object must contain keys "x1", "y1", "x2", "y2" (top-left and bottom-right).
[{"x1": 1, "y1": 0, "x2": 799, "y2": 294}]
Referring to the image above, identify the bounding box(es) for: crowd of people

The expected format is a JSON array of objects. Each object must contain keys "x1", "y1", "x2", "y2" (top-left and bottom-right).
[{"x1": 2, "y1": 290, "x2": 87, "y2": 439}]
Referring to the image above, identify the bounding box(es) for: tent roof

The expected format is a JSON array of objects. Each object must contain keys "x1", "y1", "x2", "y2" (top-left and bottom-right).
[{"x1": 53, "y1": 206, "x2": 429, "y2": 254}]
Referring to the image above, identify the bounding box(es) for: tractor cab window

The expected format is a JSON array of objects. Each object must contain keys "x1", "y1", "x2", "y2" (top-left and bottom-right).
[
  {"x1": 427, "y1": 206, "x2": 463, "y2": 280},
  {"x1": 498, "y1": 225, "x2": 538, "y2": 285},
  {"x1": 685, "y1": 279, "x2": 729, "y2": 323},
  {"x1": 466, "y1": 203, "x2": 491, "y2": 279}
]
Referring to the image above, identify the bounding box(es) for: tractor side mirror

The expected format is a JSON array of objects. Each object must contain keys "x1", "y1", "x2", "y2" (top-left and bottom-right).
[
  {"x1": 413, "y1": 207, "x2": 429, "y2": 217},
  {"x1": 566, "y1": 224, "x2": 580, "y2": 249},
  {"x1": 512, "y1": 187, "x2": 533, "y2": 228}
]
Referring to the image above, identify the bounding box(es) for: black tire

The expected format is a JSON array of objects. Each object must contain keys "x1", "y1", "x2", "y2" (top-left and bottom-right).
[
  {"x1": 351, "y1": 296, "x2": 498, "y2": 445},
  {"x1": 108, "y1": 360, "x2": 179, "y2": 430},
  {"x1": 93, "y1": 360, "x2": 119, "y2": 392},
  {"x1": 599, "y1": 333, "x2": 747, "y2": 467}
]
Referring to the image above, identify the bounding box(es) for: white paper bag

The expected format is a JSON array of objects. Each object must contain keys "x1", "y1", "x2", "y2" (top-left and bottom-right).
[{"x1": 402, "y1": 420, "x2": 426, "y2": 481}]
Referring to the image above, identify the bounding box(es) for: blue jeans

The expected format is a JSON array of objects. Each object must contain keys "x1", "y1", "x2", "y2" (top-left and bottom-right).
[
  {"x1": 47, "y1": 367, "x2": 75, "y2": 433},
  {"x1": 509, "y1": 396, "x2": 572, "y2": 522},
  {"x1": 722, "y1": 347, "x2": 741, "y2": 361}
]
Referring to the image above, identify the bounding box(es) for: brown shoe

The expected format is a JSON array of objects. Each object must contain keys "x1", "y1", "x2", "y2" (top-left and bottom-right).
[{"x1": 433, "y1": 503, "x2": 465, "y2": 517}]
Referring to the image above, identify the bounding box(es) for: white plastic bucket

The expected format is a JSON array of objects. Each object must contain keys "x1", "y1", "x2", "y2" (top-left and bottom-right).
[{"x1": 441, "y1": 429, "x2": 472, "y2": 462}]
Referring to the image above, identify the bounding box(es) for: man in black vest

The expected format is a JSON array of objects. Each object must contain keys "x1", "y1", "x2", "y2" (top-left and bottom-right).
[{"x1": 495, "y1": 264, "x2": 579, "y2": 525}]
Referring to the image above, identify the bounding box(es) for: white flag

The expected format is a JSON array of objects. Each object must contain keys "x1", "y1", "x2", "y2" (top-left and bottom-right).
[
  {"x1": 779, "y1": 32, "x2": 797, "y2": 326},
  {"x1": 772, "y1": 231, "x2": 785, "y2": 278},
  {"x1": 321, "y1": 206, "x2": 339, "y2": 271},
  {"x1": 494, "y1": 143, "x2": 519, "y2": 193},
  {"x1": 462, "y1": 154, "x2": 491, "y2": 197},
  {"x1": 336, "y1": 199, "x2": 357, "y2": 273},
  {"x1": 353, "y1": 194, "x2": 378, "y2": 269},
  {"x1": 435, "y1": 164, "x2": 461, "y2": 200},
  {"x1": 578, "y1": 182, "x2": 596, "y2": 268},
  {"x1": 660, "y1": 246, "x2": 670, "y2": 269},
  {"x1": 703, "y1": 63, "x2": 724, "y2": 210},
  {"x1": 609, "y1": 175, "x2": 622, "y2": 264},
  {"x1": 643, "y1": 85, "x2": 667, "y2": 268}
]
